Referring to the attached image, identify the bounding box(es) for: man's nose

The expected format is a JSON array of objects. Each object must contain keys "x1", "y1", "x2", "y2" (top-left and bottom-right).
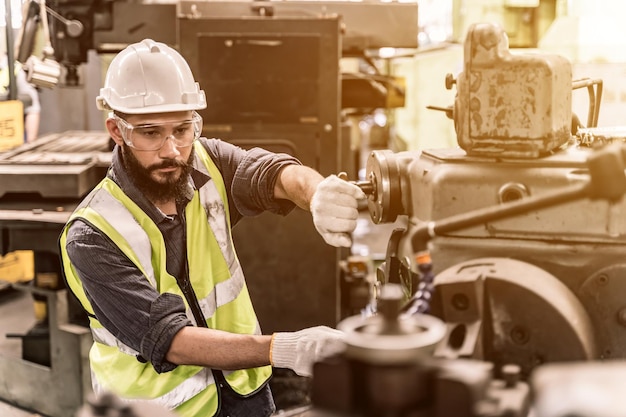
[{"x1": 158, "y1": 135, "x2": 181, "y2": 158}]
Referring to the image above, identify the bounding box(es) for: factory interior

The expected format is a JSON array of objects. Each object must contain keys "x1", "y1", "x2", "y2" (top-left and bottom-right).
[{"x1": 2, "y1": 0, "x2": 626, "y2": 415}]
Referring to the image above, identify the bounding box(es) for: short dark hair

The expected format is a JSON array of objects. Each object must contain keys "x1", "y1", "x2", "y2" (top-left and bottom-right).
[{"x1": 113, "y1": 110, "x2": 130, "y2": 119}]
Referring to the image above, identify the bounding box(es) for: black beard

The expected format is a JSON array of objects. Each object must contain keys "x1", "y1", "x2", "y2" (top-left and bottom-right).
[{"x1": 122, "y1": 145, "x2": 194, "y2": 205}]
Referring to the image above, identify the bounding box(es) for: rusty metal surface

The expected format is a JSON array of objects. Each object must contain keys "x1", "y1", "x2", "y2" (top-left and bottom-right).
[
  {"x1": 0, "y1": 131, "x2": 111, "y2": 199},
  {"x1": 406, "y1": 146, "x2": 626, "y2": 243},
  {"x1": 455, "y1": 23, "x2": 572, "y2": 158}
]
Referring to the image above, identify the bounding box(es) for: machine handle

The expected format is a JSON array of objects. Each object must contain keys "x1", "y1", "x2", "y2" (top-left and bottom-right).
[
  {"x1": 337, "y1": 171, "x2": 375, "y2": 196},
  {"x1": 410, "y1": 143, "x2": 626, "y2": 253}
]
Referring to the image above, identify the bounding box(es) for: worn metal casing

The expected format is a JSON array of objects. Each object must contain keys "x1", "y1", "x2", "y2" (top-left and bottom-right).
[
  {"x1": 455, "y1": 23, "x2": 572, "y2": 158},
  {"x1": 405, "y1": 146, "x2": 626, "y2": 362}
]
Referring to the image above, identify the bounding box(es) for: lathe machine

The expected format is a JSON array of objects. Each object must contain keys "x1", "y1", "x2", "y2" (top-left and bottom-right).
[
  {"x1": 309, "y1": 22, "x2": 626, "y2": 417},
  {"x1": 1, "y1": 6, "x2": 625, "y2": 416}
]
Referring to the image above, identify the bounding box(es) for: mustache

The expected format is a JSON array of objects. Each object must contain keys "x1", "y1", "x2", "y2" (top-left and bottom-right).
[{"x1": 147, "y1": 159, "x2": 189, "y2": 171}]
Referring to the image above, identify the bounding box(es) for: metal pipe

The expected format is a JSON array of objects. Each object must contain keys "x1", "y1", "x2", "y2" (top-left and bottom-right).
[{"x1": 4, "y1": 0, "x2": 16, "y2": 100}]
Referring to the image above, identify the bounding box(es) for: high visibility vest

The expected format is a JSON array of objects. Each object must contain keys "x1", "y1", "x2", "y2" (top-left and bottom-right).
[{"x1": 60, "y1": 142, "x2": 272, "y2": 417}]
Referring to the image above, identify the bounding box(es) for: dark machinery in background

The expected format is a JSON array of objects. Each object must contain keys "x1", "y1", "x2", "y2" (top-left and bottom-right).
[
  {"x1": 175, "y1": 5, "x2": 411, "y2": 409},
  {"x1": 16, "y1": 0, "x2": 177, "y2": 86},
  {"x1": 179, "y1": 14, "x2": 349, "y2": 336},
  {"x1": 0, "y1": 132, "x2": 112, "y2": 417},
  {"x1": 176, "y1": 1, "x2": 413, "y2": 336}
]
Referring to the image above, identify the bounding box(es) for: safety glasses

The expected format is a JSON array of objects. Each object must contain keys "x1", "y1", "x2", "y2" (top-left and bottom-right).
[{"x1": 112, "y1": 111, "x2": 203, "y2": 151}]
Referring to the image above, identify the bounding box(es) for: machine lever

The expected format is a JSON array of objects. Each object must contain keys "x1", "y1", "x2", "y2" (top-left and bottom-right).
[
  {"x1": 410, "y1": 143, "x2": 626, "y2": 253},
  {"x1": 337, "y1": 172, "x2": 375, "y2": 196},
  {"x1": 426, "y1": 105, "x2": 453, "y2": 119}
]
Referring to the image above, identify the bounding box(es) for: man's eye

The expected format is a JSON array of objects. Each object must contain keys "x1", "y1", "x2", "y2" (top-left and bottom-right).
[
  {"x1": 175, "y1": 125, "x2": 191, "y2": 135},
  {"x1": 138, "y1": 129, "x2": 161, "y2": 138}
]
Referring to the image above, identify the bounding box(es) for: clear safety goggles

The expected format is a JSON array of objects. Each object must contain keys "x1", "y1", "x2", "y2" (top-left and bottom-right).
[{"x1": 112, "y1": 111, "x2": 203, "y2": 151}]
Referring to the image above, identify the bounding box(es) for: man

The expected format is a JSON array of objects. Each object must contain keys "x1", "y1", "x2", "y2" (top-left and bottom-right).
[
  {"x1": 0, "y1": 54, "x2": 41, "y2": 142},
  {"x1": 59, "y1": 39, "x2": 365, "y2": 416}
]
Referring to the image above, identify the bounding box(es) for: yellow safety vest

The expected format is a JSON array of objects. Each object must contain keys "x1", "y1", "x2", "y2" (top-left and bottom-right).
[{"x1": 60, "y1": 142, "x2": 271, "y2": 416}]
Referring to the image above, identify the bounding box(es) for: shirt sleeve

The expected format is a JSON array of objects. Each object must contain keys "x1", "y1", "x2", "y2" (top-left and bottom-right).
[
  {"x1": 199, "y1": 138, "x2": 303, "y2": 222},
  {"x1": 15, "y1": 68, "x2": 40, "y2": 114},
  {"x1": 65, "y1": 219, "x2": 191, "y2": 373}
]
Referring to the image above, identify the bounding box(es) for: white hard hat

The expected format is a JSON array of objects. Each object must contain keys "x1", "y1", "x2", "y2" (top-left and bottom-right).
[{"x1": 96, "y1": 39, "x2": 206, "y2": 114}]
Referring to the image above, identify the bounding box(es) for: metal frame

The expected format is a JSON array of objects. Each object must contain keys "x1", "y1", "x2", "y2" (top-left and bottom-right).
[
  {"x1": 0, "y1": 132, "x2": 110, "y2": 416},
  {"x1": 0, "y1": 284, "x2": 93, "y2": 417}
]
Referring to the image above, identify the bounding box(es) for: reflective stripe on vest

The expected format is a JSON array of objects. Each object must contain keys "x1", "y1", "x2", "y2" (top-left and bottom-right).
[
  {"x1": 83, "y1": 187, "x2": 157, "y2": 288},
  {"x1": 60, "y1": 142, "x2": 271, "y2": 415},
  {"x1": 185, "y1": 156, "x2": 249, "y2": 323}
]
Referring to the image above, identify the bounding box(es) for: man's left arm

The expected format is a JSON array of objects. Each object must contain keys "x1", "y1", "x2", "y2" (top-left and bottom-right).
[{"x1": 274, "y1": 165, "x2": 366, "y2": 247}]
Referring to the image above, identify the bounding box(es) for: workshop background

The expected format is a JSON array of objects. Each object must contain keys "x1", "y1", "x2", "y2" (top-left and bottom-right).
[{"x1": 2, "y1": 0, "x2": 626, "y2": 416}]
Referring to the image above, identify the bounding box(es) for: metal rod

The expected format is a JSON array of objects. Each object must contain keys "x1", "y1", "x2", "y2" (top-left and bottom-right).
[
  {"x1": 45, "y1": 5, "x2": 69, "y2": 25},
  {"x1": 411, "y1": 182, "x2": 590, "y2": 252},
  {"x1": 434, "y1": 183, "x2": 589, "y2": 235},
  {"x1": 572, "y1": 78, "x2": 603, "y2": 128},
  {"x1": 4, "y1": 0, "x2": 17, "y2": 100}
]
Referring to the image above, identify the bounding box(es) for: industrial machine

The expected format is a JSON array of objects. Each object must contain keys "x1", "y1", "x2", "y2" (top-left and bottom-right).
[
  {"x1": 305, "y1": 21, "x2": 626, "y2": 417},
  {"x1": 0, "y1": 132, "x2": 112, "y2": 416},
  {"x1": 3, "y1": 0, "x2": 625, "y2": 414}
]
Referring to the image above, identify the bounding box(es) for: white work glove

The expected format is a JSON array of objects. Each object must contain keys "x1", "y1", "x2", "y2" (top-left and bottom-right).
[
  {"x1": 270, "y1": 326, "x2": 346, "y2": 377},
  {"x1": 310, "y1": 174, "x2": 366, "y2": 247}
]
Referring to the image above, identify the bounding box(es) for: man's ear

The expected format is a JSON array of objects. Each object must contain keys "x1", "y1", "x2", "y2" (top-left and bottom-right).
[{"x1": 106, "y1": 117, "x2": 125, "y2": 147}]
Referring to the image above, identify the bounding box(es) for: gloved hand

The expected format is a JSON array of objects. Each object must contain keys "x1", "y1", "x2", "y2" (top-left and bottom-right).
[
  {"x1": 270, "y1": 326, "x2": 346, "y2": 377},
  {"x1": 310, "y1": 174, "x2": 366, "y2": 247}
]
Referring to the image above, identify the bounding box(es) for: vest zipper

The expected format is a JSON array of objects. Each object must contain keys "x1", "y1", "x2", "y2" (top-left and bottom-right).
[
  {"x1": 179, "y1": 199, "x2": 226, "y2": 414},
  {"x1": 178, "y1": 207, "x2": 209, "y2": 328}
]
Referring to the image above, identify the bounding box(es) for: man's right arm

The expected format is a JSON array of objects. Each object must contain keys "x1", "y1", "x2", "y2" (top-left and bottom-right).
[
  {"x1": 167, "y1": 324, "x2": 346, "y2": 378},
  {"x1": 67, "y1": 220, "x2": 279, "y2": 373},
  {"x1": 166, "y1": 326, "x2": 272, "y2": 370},
  {"x1": 66, "y1": 221, "x2": 346, "y2": 376}
]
